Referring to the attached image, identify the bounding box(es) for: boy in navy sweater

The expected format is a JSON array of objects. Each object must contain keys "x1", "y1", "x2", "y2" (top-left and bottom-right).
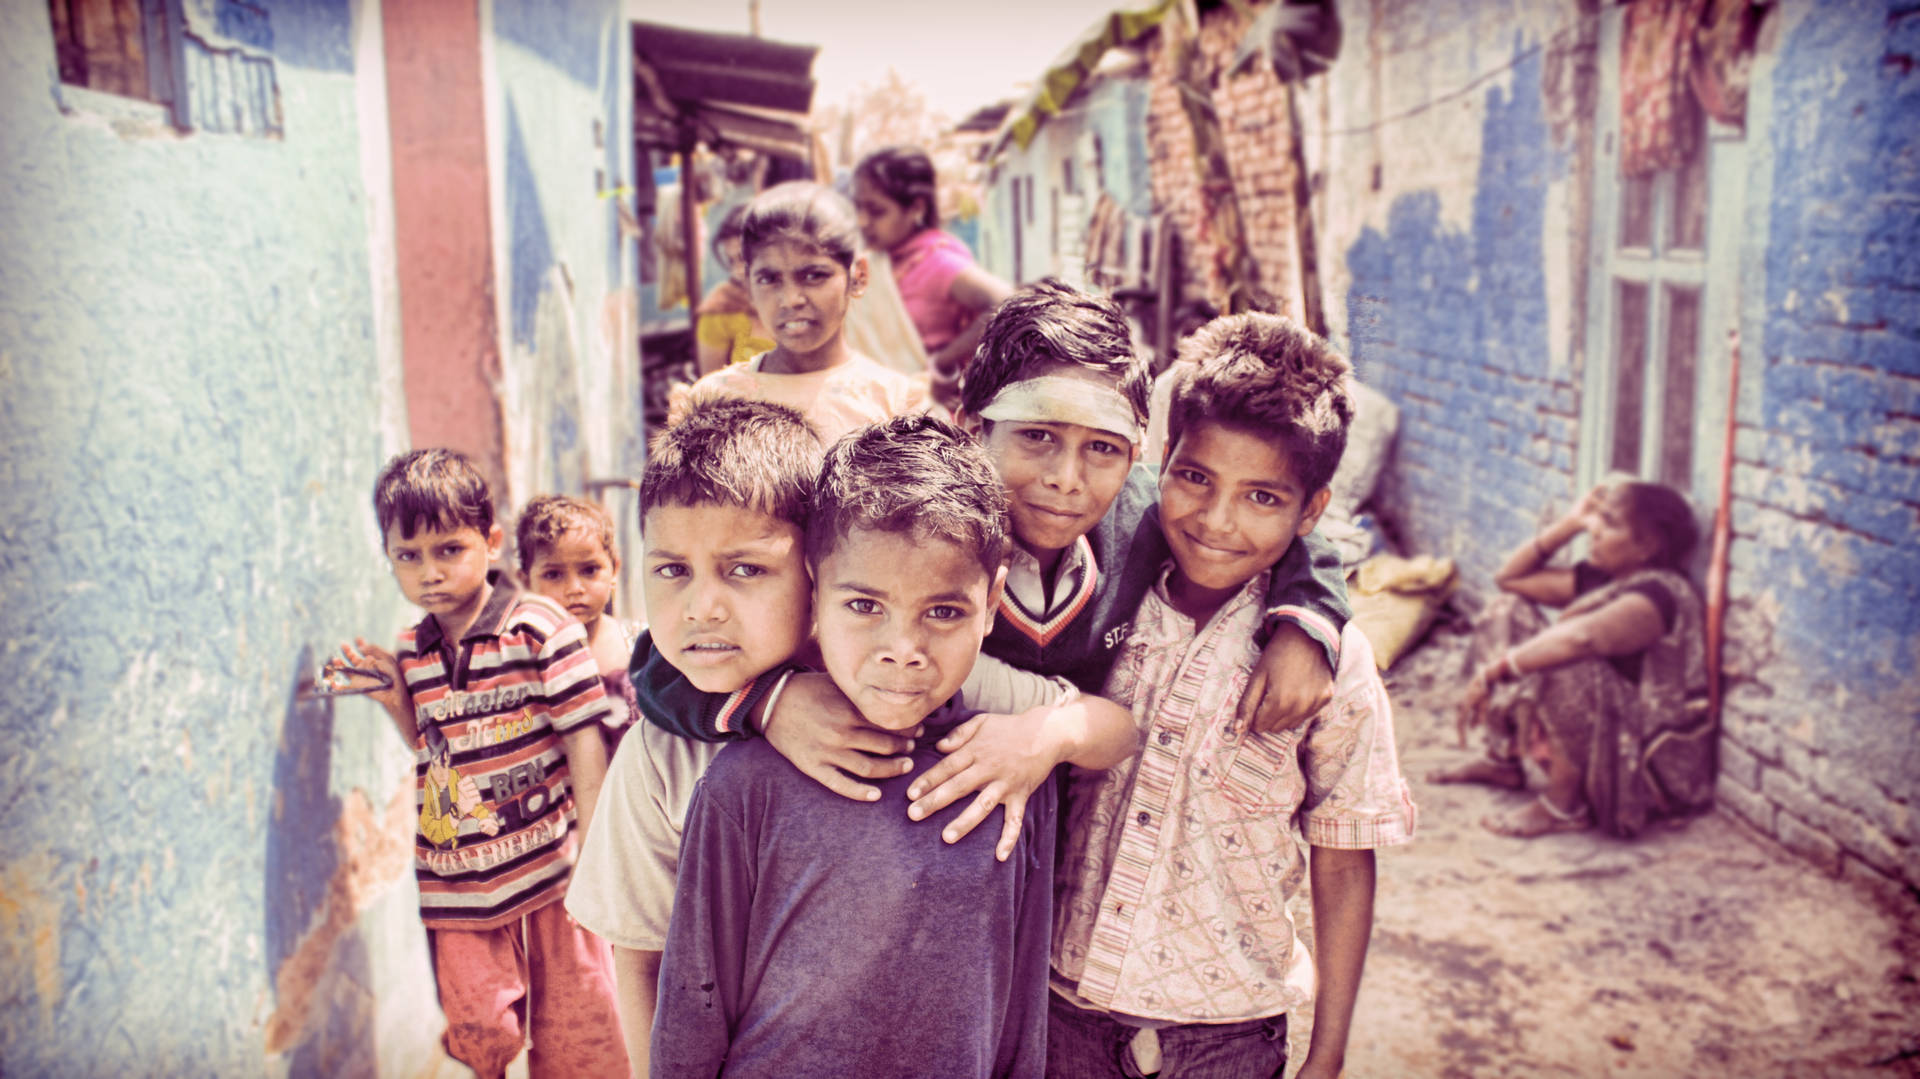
[{"x1": 632, "y1": 280, "x2": 1350, "y2": 852}]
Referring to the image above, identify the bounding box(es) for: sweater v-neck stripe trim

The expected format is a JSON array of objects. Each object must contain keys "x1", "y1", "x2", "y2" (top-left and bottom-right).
[{"x1": 998, "y1": 537, "x2": 1100, "y2": 648}]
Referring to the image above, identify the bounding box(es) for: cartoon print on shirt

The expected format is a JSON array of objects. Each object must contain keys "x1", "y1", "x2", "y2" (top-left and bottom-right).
[{"x1": 419, "y1": 723, "x2": 502, "y2": 850}]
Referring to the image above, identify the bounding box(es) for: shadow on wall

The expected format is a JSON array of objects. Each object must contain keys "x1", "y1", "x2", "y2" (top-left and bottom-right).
[
  {"x1": 1344, "y1": 37, "x2": 1569, "y2": 588},
  {"x1": 264, "y1": 646, "x2": 376, "y2": 1076}
]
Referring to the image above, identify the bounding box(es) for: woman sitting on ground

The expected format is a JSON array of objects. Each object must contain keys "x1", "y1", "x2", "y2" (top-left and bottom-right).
[{"x1": 1436, "y1": 481, "x2": 1711, "y2": 838}]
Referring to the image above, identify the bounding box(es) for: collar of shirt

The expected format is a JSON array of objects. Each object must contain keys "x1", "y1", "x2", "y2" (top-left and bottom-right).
[
  {"x1": 1145, "y1": 561, "x2": 1266, "y2": 638},
  {"x1": 414, "y1": 569, "x2": 519, "y2": 653},
  {"x1": 1004, "y1": 535, "x2": 1097, "y2": 623}
]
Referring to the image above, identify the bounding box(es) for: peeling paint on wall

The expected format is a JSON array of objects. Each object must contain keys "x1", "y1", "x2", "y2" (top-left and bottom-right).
[{"x1": 263, "y1": 779, "x2": 414, "y2": 1056}]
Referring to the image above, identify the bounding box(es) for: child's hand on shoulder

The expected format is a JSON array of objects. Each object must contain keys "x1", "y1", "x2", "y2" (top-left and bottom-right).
[
  {"x1": 906, "y1": 707, "x2": 1057, "y2": 862},
  {"x1": 764, "y1": 672, "x2": 918, "y2": 802},
  {"x1": 1238, "y1": 622, "x2": 1333, "y2": 734}
]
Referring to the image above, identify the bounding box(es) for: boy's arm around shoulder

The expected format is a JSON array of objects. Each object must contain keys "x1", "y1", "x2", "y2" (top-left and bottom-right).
[
  {"x1": 629, "y1": 628, "x2": 797, "y2": 742},
  {"x1": 634, "y1": 631, "x2": 919, "y2": 802},
  {"x1": 1239, "y1": 528, "x2": 1352, "y2": 734},
  {"x1": 1259, "y1": 526, "x2": 1352, "y2": 659}
]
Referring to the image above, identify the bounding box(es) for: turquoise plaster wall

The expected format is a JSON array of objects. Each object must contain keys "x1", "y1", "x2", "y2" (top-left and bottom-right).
[{"x1": 0, "y1": 2, "x2": 438, "y2": 1073}]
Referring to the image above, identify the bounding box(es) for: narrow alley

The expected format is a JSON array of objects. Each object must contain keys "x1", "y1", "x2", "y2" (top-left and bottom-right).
[{"x1": 1290, "y1": 628, "x2": 1920, "y2": 1078}]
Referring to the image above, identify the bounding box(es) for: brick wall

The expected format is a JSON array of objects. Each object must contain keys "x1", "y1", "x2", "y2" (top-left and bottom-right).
[
  {"x1": 1308, "y1": 0, "x2": 1920, "y2": 898},
  {"x1": 1709, "y1": 0, "x2": 1920, "y2": 898},
  {"x1": 1332, "y1": 5, "x2": 1584, "y2": 590},
  {"x1": 1142, "y1": 2, "x2": 1306, "y2": 321}
]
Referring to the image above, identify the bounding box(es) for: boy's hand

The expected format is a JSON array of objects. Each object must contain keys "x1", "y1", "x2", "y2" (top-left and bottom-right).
[
  {"x1": 906, "y1": 708, "x2": 1057, "y2": 862},
  {"x1": 764, "y1": 673, "x2": 918, "y2": 802},
  {"x1": 1237, "y1": 622, "x2": 1333, "y2": 734},
  {"x1": 332, "y1": 638, "x2": 410, "y2": 716}
]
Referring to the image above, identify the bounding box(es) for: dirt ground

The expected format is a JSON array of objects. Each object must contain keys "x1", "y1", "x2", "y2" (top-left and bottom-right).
[{"x1": 1283, "y1": 622, "x2": 1920, "y2": 1079}]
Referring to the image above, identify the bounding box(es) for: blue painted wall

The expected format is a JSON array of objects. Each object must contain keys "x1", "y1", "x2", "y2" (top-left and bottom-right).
[
  {"x1": 1713, "y1": 0, "x2": 1920, "y2": 881},
  {"x1": 1328, "y1": 0, "x2": 1920, "y2": 890},
  {"x1": 1345, "y1": 40, "x2": 1577, "y2": 590},
  {"x1": 0, "y1": 1, "x2": 438, "y2": 1073},
  {"x1": 489, "y1": 0, "x2": 645, "y2": 554}
]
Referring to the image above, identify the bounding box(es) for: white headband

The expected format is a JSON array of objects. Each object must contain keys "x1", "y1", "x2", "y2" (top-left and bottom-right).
[{"x1": 975, "y1": 375, "x2": 1142, "y2": 446}]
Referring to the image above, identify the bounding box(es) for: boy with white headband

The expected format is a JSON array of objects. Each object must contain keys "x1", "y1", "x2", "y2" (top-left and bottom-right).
[
  {"x1": 630, "y1": 279, "x2": 1350, "y2": 858},
  {"x1": 954, "y1": 281, "x2": 1344, "y2": 700}
]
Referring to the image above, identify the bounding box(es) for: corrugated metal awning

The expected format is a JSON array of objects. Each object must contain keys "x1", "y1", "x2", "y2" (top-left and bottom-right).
[
  {"x1": 632, "y1": 21, "x2": 818, "y2": 158},
  {"x1": 993, "y1": 0, "x2": 1177, "y2": 154}
]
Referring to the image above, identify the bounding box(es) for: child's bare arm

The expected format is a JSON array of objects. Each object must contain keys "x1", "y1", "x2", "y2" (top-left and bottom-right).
[
  {"x1": 333, "y1": 638, "x2": 418, "y2": 746},
  {"x1": 611, "y1": 946, "x2": 660, "y2": 1079},
  {"x1": 1296, "y1": 845, "x2": 1377, "y2": 1079},
  {"x1": 761, "y1": 672, "x2": 919, "y2": 802},
  {"x1": 561, "y1": 726, "x2": 610, "y2": 840},
  {"x1": 906, "y1": 695, "x2": 1140, "y2": 861}
]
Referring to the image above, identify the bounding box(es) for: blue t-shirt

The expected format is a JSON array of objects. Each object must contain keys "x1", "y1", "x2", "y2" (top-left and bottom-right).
[{"x1": 651, "y1": 702, "x2": 1055, "y2": 1078}]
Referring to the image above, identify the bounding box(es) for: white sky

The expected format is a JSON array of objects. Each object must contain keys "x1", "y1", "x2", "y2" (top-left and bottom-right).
[{"x1": 627, "y1": 0, "x2": 1130, "y2": 121}]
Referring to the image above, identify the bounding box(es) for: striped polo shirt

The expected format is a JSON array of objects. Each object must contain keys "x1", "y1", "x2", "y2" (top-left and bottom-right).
[{"x1": 397, "y1": 573, "x2": 610, "y2": 930}]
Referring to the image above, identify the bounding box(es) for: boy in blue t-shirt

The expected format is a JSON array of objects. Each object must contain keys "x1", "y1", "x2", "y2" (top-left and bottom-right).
[
  {"x1": 632, "y1": 279, "x2": 1351, "y2": 853},
  {"x1": 651, "y1": 415, "x2": 1138, "y2": 1077}
]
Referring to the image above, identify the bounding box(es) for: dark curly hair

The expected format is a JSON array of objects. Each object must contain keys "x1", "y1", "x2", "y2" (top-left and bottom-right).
[
  {"x1": 739, "y1": 181, "x2": 864, "y2": 272},
  {"x1": 515, "y1": 495, "x2": 616, "y2": 573},
  {"x1": 854, "y1": 145, "x2": 940, "y2": 230},
  {"x1": 958, "y1": 278, "x2": 1149, "y2": 427},
  {"x1": 805, "y1": 414, "x2": 1010, "y2": 578},
  {"x1": 1165, "y1": 313, "x2": 1355, "y2": 493},
  {"x1": 373, "y1": 448, "x2": 494, "y2": 540},
  {"x1": 640, "y1": 397, "x2": 821, "y2": 530}
]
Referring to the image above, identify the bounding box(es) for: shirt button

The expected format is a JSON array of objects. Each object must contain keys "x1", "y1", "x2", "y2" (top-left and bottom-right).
[
  {"x1": 1157, "y1": 730, "x2": 1172, "y2": 746},
  {"x1": 1137, "y1": 811, "x2": 1151, "y2": 826}
]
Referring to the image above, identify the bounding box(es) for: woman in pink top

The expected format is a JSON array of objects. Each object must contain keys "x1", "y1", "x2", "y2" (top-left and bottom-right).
[{"x1": 853, "y1": 146, "x2": 1013, "y2": 409}]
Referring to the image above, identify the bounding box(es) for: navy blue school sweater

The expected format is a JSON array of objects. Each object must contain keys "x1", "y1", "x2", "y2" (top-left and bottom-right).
[{"x1": 630, "y1": 465, "x2": 1351, "y2": 741}]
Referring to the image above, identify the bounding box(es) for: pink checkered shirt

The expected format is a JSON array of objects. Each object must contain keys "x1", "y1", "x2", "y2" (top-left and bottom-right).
[{"x1": 1051, "y1": 567, "x2": 1416, "y2": 1023}]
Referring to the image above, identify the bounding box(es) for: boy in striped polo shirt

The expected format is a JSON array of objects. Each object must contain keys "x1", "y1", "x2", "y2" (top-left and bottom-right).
[{"x1": 334, "y1": 449, "x2": 626, "y2": 1078}]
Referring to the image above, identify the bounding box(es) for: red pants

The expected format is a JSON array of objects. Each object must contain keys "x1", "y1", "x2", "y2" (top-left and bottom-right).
[{"x1": 430, "y1": 900, "x2": 629, "y2": 1078}]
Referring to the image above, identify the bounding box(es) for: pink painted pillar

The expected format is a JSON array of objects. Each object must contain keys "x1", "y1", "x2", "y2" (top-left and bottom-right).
[{"x1": 382, "y1": 0, "x2": 507, "y2": 497}]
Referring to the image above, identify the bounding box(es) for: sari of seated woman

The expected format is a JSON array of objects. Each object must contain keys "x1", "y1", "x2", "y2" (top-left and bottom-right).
[{"x1": 1436, "y1": 481, "x2": 1710, "y2": 839}]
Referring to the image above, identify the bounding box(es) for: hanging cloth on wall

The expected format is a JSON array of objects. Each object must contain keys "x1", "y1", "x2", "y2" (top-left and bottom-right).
[
  {"x1": 1689, "y1": 0, "x2": 1768, "y2": 127},
  {"x1": 1082, "y1": 194, "x2": 1129, "y2": 290},
  {"x1": 1620, "y1": 0, "x2": 1709, "y2": 177},
  {"x1": 653, "y1": 183, "x2": 689, "y2": 310}
]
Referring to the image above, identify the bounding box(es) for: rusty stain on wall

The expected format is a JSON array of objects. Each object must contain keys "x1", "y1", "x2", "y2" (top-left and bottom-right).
[
  {"x1": 262, "y1": 777, "x2": 414, "y2": 1056},
  {"x1": 0, "y1": 852, "x2": 64, "y2": 1032}
]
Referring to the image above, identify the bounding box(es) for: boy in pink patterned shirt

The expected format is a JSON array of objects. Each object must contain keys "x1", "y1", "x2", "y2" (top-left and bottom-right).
[{"x1": 1049, "y1": 315, "x2": 1417, "y2": 1079}]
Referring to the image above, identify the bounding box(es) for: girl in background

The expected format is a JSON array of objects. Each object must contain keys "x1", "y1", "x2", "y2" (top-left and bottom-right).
[
  {"x1": 673, "y1": 181, "x2": 930, "y2": 446},
  {"x1": 853, "y1": 146, "x2": 1012, "y2": 408}
]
